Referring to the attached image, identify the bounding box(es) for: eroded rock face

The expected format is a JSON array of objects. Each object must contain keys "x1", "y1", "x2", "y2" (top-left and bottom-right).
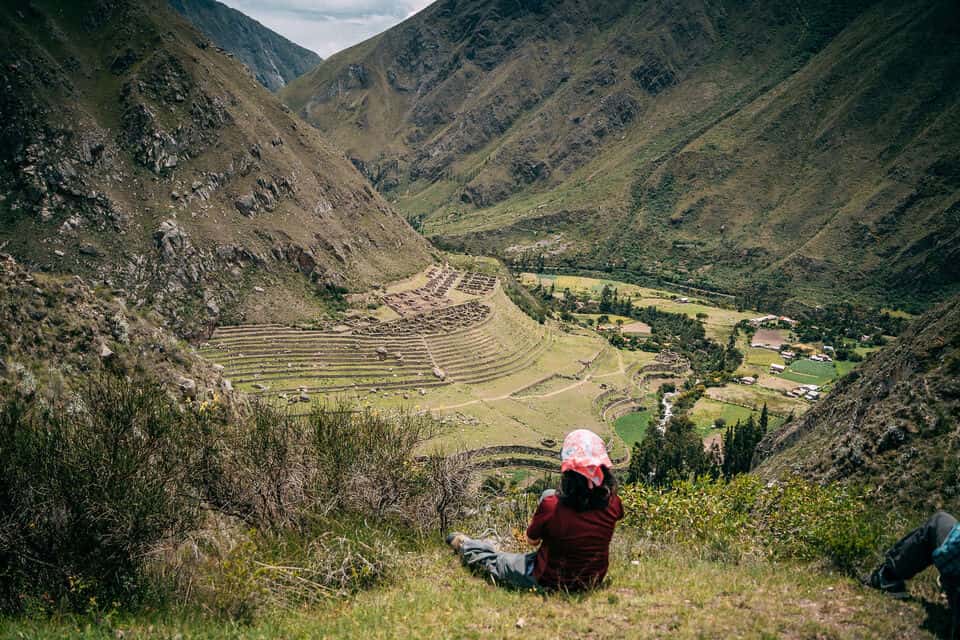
[
  {"x1": 631, "y1": 52, "x2": 678, "y2": 95},
  {"x1": 155, "y1": 219, "x2": 192, "y2": 259}
]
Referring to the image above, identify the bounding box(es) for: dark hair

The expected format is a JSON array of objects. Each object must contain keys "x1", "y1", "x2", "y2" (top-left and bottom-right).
[{"x1": 559, "y1": 467, "x2": 617, "y2": 512}]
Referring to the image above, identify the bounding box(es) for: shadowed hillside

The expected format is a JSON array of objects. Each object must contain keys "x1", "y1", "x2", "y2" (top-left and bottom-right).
[
  {"x1": 0, "y1": 0, "x2": 431, "y2": 338},
  {"x1": 283, "y1": 0, "x2": 960, "y2": 310},
  {"x1": 169, "y1": 0, "x2": 321, "y2": 91},
  {"x1": 756, "y1": 295, "x2": 960, "y2": 514}
]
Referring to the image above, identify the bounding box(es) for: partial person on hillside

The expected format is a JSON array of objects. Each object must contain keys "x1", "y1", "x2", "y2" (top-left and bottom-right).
[
  {"x1": 446, "y1": 429, "x2": 623, "y2": 591},
  {"x1": 868, "y1": 511, "x2": 959, "y2": 638}
]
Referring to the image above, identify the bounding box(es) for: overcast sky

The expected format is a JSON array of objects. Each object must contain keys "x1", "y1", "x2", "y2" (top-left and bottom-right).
[{"x1": 219, "y1": 0, "x2": 435, "y2": 58}]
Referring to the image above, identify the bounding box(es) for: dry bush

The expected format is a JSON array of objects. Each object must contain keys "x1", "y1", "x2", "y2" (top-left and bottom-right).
[
  {"x1": 0, "y1": 367, "x2": 475, "y2": 618},
  {"x1": 195, "y1": 402, "x2": 458, "y2": 531},
  {"x1": 0, "y1": 375, "x2": 203, "y2": 613},
  {"x1": 156, "y1": 518, "x2": 400, "y2": 623}
]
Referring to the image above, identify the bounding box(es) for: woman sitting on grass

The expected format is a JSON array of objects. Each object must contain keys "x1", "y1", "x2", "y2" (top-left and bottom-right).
[{"x1": 447, "y1": 429, "x2": 624, "y2": 591}]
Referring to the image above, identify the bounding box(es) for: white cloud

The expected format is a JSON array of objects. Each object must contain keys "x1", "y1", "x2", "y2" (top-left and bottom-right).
[{"x1": 219, "y1": 0, "x2": 435, "y2": 58}]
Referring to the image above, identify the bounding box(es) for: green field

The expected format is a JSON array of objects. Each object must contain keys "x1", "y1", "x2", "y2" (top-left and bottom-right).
[
  {"x1": 690, "y1": 399, "x2": 761, "y2": 435},
  {"x1": 690, "y1": 398, "x2": 786, "y2": 437},
  {"x1": 781, "y1": 359, "x2": 837, "y2": 386},
  {"x1": 745, "y1": 347, "x2": 786, "y2": 367},
  {"x1": 614, "y1": 410, "x2": 653, "y2": 448}
]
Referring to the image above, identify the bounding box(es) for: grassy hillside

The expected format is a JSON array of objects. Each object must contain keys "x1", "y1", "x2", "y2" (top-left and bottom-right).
[
  {"x1": 0, "y1": 0, "x2": 431, "y2": 338},
  {"x1": 3, "y1": 543, "x2": 945, "y2": 639},
  {"x1": 283, "y1": 0, "x2": 960, "y2": 310},
  {"x1": 5, "y1": 476, "x2": 957, "y2": 639}
]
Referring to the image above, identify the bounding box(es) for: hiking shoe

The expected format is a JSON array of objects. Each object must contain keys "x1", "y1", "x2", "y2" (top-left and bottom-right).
[
  {"x1": 866, "y1": 565, "x2": 909, "y2": 599},
  {"x1": 445, "y1": 532, "x2": 468, "y2": 552}
]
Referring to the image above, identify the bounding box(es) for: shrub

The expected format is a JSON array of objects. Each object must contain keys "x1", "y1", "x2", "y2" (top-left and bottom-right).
[
  {"x1": 166, "y1": 525, "x2": 401, "y2": 622},
  {"x1": 0, "y1": 375, "x2": 202, "y2": 613},
  {"x1": 0, "y1": 370, "x2": 470, "y2": 617},
  {"x1": 620, "y1": 475, "x2": 886, "y2": 571}
]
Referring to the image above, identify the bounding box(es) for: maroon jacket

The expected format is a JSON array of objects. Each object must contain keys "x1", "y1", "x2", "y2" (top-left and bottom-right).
[{"x1": 526, "y1": 493, "x2": 624, "y2": 590}]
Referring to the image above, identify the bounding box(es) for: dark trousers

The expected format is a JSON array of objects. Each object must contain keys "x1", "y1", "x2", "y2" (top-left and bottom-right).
[{"x1": 885, "y1": 511, "x2": 957, "y2": 581}]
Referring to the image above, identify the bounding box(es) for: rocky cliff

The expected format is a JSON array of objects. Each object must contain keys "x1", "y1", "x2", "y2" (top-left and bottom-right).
[
  {"x1": 0, "y1": 0, "x2": 431, "y2": 338},
  {"x1": 282, "y1": 0, "x2": 960, "y2": 310},
  {"x1": 169, "y1": 0, "x2": 321, "y2": 92},
  {"x1": 756, "y1": 297, "x2": 960, "y2": 514}
]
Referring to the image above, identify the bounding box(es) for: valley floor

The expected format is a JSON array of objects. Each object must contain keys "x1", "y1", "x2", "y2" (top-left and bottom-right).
[{"x1": 6, "y1": 537, "x2": 951, "y2": 639}]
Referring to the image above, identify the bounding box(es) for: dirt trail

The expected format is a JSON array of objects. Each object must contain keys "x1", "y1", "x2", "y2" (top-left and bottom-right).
[{"x1": 431, "y1": 348, "x2": 626, "y2": 411}]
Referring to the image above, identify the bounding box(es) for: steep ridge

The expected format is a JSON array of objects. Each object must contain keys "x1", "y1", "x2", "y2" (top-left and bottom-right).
[
  {"x1": 0, "y1": 253, "x2": 226, "y2": 400},
  {"x1": 756, "y1": 295, "x2": 960, "y2": 514},
  {"x1": 0, "y1": 0, "x2": 431, "y2": 338},
  {"x1": 282, "y1": 0, "x2": 960, "y2": 309},
  {"x1": 169, "y1": 0, "x2": 321, "y2": 92}
]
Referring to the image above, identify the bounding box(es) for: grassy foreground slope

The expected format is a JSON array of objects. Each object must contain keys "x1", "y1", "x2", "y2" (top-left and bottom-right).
[
  {"x1": 283, "y1": 0, "x2": 960, "y2": 309},
  {"x1": 3, "y1": 538, "x2": 943, "y2": 639}
]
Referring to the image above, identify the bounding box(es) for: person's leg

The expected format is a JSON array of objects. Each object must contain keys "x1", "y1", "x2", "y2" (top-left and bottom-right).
[
  {"x1": 886, "y1": 512, "x2": 958, "y2": 581},
  {"x1": 458, "y1": 537, "x2": 538, "y2": 589},
  {"x1": 491, "y1": 550, "x2": 538, "y2": 589}
]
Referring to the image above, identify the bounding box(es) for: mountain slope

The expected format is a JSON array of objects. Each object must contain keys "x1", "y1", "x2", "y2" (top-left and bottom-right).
[
  {"x1": 282, "y1": 0, "x2": 960, "y2": 310},
  {"x1": 756, "y1": 295, "x2": 960, "y2": 514},
  {"x1": 169, "y1": 0, "x2": 321, "y2": 92},
  {"x1": 0, "y1": 0, "x2": 431, "y2": 338},
  {"x1": 0, "y1": 253, "x2": 225, "y2": 401}
]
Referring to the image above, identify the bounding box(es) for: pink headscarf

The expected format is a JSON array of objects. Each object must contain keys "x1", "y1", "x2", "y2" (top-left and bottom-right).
[{"x1": 560, "y1": 429, "x2": 613, "y2": 488}]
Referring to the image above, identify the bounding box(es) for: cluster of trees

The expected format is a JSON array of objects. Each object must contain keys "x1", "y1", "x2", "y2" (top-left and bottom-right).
[
  {"x1": 627, "y1": 404, "x2": 771, "y2": 486},
  {"x1": 794, "y1": 303, "x2": 907, "y2": 345},
  {"x1": 627, "y1": 415, "x2": 715, "y2": 486},
  {"x1": 524, "y1": 280, "x2": 745, "y2": 380},
  {"x1": 578, "y1": 284, "x2": 743, "y2": 377},
  {"x1": 720, "y1": 405, "x2": 769, "y2": 479}
]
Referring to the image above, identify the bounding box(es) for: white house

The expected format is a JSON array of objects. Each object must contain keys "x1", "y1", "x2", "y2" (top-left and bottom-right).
[{"x1": 770, "y1": 363, "x2": 786, "y2": 374}]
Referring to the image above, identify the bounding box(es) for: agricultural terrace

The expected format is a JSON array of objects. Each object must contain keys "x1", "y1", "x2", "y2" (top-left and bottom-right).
[{"x1": 201, "y1": 265, "x2": 676, "y2": 469}]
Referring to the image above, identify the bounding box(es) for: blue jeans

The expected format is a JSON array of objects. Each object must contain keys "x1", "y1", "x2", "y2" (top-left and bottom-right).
[{"x1": 459, "y1": 539, "x2": 538, "y2": 589}]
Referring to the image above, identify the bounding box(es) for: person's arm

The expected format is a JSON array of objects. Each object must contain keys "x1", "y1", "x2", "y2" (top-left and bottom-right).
[{"x1": 526, "y1": 494, "x2": 557, "y2": 546}]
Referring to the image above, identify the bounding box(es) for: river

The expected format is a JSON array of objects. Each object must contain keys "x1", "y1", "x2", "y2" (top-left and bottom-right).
[{"x1": 657, "y1": 391, "x2": 677, "y2": 432}]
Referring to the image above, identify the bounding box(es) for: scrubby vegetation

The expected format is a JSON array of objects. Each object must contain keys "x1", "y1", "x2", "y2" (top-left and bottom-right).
[
  {"x1": 620, "y1": 475, "x2": 888, "y2": 571},
  {"x1": 0, "y1": 370, "x2": 470, "y2": 620}
]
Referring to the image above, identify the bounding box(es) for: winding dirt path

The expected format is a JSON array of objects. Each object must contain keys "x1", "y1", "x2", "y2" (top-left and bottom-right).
[{"x1": 431, "y1": 347, "x2": 624, "y2": 411}]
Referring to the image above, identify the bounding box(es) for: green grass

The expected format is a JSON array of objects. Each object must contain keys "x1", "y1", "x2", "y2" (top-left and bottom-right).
[
  {"x1": 3, "y1": 538, "x2": 942, "y2": 639},
  {"x1": 781, "y1": 359, "x2": 837, "y2": 386},
  {"x1": 613, "y1": 410, "x2": 652, "y2": 448},
  {"x1": 744, "y1": 347, "x2": 785, "y2": 367},
  {"x1": 690, "y1": 398, "x2": 762, "y2": 435}
]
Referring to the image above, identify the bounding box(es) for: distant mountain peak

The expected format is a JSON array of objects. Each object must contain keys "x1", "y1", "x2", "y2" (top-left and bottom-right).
[{"x1": 169, "y1": 0, "x2": 322, "y2": 91}]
